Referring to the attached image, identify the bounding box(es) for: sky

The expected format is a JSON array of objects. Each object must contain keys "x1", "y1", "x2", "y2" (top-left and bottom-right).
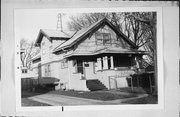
[{"x1": 15, "y1": 9, "x2": 76, "y2": 42}]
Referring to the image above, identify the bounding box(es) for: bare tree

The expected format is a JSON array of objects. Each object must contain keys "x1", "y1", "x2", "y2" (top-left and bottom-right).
[
  {"x1": 67, "y1": 12, "x2": 155, "y2": 64},
  {"x1": 67, "y1": 12, "x2": 157, "y2": 94},
  {"x1": 68, "y1": 13, "x2": 109, "y2": 31},
  {"x1": 20, "y1": 38, "x2": 39, "y2": 69}
]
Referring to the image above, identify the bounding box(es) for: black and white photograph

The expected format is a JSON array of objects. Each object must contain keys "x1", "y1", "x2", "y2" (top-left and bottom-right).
[{"x1": 14, "y1": 8, "x2": 163, "y2": 109}]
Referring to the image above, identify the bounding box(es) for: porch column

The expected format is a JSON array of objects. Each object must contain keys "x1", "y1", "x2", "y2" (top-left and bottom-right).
[
  {"x1": 97, "y1": 58, "x2": 102, "y2": 70},
  {"x1": 103, "y1": 56, "x2": 108, "y2": 70},
  {"x1": 110, "y1": 56, "x2": 114, "y2": 69}
]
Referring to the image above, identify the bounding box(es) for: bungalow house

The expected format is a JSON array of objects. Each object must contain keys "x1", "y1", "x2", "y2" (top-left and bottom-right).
[{"x1": 33, "y1": 18, "x2": 148, "y2": 91}]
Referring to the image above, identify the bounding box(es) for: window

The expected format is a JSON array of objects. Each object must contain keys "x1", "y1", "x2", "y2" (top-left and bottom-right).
[
  {"x1": 22, "y1": 69, "x2": 27, "y2": 73},
  {"x1": 95, "y1": 33, "x2": 111, "y2": 46},
  {"x1": 61, "y1": 59, "x2": 68, "y2": 69},
  {"x1": 45, "y1": 64, "x2": 51, "y2": 76}
]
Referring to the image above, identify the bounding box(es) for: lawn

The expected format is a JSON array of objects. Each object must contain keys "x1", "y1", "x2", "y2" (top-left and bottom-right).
[
  {"x1": 22, "y1": 91, "x2": 52, "y2": 106},
  {"x1": 121, "y1": 95, "x2": 158, "y2": 104},
  {"x1": 118, "y1": 87, "x2": 150, "y2": 94},
  {"x1": 49, "y1": 90, "x2": 138, "y2": 101}
]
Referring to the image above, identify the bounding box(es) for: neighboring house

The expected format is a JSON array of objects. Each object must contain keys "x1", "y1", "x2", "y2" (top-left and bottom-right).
[
  {"x1": 33, "y1": 18, "x2": 148, "y2": 91},
  {"x1": 20, "y1": 48, "x2": 36, "y2": 78}
]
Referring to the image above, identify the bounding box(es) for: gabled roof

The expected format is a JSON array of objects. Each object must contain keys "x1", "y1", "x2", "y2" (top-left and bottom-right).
[
  {"x1": 35, "y1": 29, "x2": 76, "y2": 47},
  {"x1": 53, "y1": 18, "x2": 137, "y2": 53}
]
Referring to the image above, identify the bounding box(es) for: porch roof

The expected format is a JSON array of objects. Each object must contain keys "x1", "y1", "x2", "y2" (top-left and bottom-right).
[{"x1": 64, "y1": 47, "x2": 148, "y2": 58}]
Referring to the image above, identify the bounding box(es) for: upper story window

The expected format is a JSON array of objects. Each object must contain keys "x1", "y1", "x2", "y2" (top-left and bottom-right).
[
  {"x1": 45, "y1": 64, "x2": 51, "y2": 77},
  {"x1": 95, "y1": 33, "x2": 111, "y2": 46}
]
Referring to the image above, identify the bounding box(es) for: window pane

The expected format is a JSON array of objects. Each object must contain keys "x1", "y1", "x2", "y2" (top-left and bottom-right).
[
  {"x1": 103, "y1": 33, "x2": 110, "y2": 40},
  {"x1": 95, "y1": 33, "x2": 103, "y2": 45},
  {"x1": 103, "y1": 33, "x2": 111, "y2": 45}
]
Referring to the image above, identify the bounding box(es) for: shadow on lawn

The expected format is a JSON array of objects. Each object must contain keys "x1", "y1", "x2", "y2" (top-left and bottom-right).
[{"x1": 22, "y1": 84, "x2": 54, "y2": 98}]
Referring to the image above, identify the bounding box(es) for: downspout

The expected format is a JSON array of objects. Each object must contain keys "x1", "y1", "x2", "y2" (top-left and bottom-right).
[{"x1": 67, "y1": 60, "x2": 71, "y2": 90}]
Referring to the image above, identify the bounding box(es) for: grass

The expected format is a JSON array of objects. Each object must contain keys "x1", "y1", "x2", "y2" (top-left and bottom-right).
[
  {"x1": 22, "y1": 98, "x2": 51, "y2": 106},
  {"x1": 49, "y1": 90, "x2": 137, "y2": 101},
  {"x1": 22, "y1": 91, "x2": 48, "y2": 98},
  {"x1": 22, "y1": 90, "x2": 51, "y2": 106},
  {"x1": 121, "y1": 95, "x2": 158, "y2": 104},
  {"x1": 21, "y1": 86, "x2": 155, "y2": 105},
  {"x1": 118, "y1": 87, "x2": 150, "y2": 94}
]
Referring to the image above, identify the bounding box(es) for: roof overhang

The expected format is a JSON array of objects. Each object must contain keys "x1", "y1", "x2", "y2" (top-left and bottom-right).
[{"x1": 64, "y1": 50, "x2": 149, "y2": 58}]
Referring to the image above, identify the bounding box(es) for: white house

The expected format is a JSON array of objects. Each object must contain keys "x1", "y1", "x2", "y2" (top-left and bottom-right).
[{"x1": 33, "y1": 18, "x2": 148, "y2": 91}]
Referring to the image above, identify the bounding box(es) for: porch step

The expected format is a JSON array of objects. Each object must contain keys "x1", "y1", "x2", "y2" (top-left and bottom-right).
[{"x1": 86, "y1": 79, "x2": 107, "y2": 91}]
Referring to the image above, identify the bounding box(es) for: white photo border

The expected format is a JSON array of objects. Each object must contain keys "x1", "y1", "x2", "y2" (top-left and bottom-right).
[{"x1": 15, "y1": 7, "x2": 164, "y2": 112}]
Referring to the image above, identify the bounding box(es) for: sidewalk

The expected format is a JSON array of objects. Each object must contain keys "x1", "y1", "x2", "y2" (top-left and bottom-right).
[{"x1": 28, "y1": 93, "x2": 148, "y2": 106}]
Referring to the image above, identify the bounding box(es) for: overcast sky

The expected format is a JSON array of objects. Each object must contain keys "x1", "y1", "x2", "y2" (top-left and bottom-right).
[{"x1": 15, "y1": 9, "x2": 76, "y2": 42}]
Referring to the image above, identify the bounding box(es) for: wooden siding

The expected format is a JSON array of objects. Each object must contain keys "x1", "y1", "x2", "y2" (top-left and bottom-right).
[{"x1": 73, "y1": 25, "x2": 131, "y2": 54}]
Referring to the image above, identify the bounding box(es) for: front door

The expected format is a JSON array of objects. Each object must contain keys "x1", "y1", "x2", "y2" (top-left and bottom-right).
[{"x1": 84, "y1": 62, "x2": 96, "y2": 80}]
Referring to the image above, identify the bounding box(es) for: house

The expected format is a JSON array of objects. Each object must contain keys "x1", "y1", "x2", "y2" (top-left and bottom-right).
[
  {"x1": 33, "y1": 18, "x2": 148, "y2": 91},
  {"x1": 20, "y1": 48, "x2": 35, "y2": 78}
]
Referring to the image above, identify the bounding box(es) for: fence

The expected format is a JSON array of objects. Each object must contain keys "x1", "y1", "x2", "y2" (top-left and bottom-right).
[
  {"x1": 109, "y1": 72, "x2": 155, "y2": 93},
  {"x1": 21, "y1": 78, "x2": 38, "y2": 92},
  {"x1": 21, "y1": 77, "x2": 60, "y2": 92}
]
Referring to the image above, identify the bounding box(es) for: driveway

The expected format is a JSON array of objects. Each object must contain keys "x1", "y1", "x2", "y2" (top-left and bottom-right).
[{"x1": 28, "y1": 93, "x2": 148, "y2": 106}]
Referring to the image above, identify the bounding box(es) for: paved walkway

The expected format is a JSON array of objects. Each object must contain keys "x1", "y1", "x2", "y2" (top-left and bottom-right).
[{"x1": 28, "y1": 93, "x2": 148, "y2": 106}]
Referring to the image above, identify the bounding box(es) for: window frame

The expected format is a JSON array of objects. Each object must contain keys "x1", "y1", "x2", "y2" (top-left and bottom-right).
[
  {"x1": 95, "y1": 32, "x2": 111, "y2": 46},
  {"x1": 45, "y1": 64, "x2": 51, "y2": 77},
  {"x1": 73, "y1": 60, "x2": 84, "y2": 74}
]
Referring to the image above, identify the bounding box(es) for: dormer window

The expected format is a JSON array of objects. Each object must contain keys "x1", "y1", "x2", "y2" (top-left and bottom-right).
[{"x1": 95, "y1": 32, "x2": 111, "y2": 46}]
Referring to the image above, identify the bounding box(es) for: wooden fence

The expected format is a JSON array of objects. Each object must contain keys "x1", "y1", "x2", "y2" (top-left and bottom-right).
[
  {"x1": 21, "y1": 78, "x2": 38, "y2": 91},
  {"x1": 109, "y1": 72, "x2": 155, "y2": 94}
]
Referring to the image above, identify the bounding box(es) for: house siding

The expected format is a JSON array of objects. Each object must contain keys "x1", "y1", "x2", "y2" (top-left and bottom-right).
[
  {"x1": 75, "y1": 25, "x2": 131, "y2": 52},
  {"x1": 68, "y1": 60, "x2": 87, "y2": 91}
]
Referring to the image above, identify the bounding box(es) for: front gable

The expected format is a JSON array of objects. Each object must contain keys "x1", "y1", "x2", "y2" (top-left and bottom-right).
[
  {"x1": 53, "y1": 18, "x2": 137, "y2": 54},
  {"x1": 35, "y1": 29, "x2": 52, "y2": 47},
  {"x1": 73, "y1": 24, "x2": 132, "y2": 55}
]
